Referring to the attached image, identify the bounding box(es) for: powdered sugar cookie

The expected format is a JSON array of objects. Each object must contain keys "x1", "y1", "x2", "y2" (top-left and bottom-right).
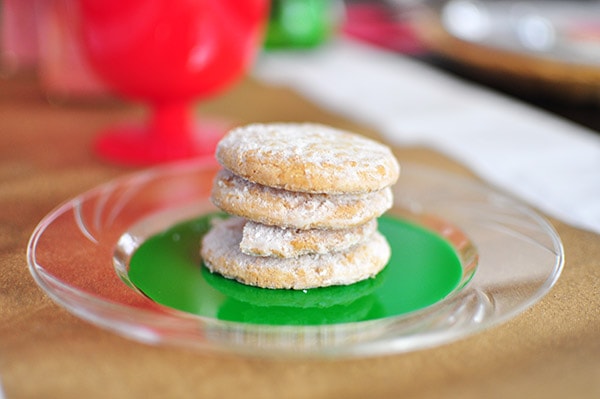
[
  {"x1": 240, "y1": 219, "x2": 378, "y2": 258},
  {"x1": 215, "y1": 123, "x2": 400, "y2": 194},
  {"x1": 201, "y1": 217, "x2": 390, "y2": 290},
  {"x1": 211, "y1": 169, "x2": 392, "y2": 230}
]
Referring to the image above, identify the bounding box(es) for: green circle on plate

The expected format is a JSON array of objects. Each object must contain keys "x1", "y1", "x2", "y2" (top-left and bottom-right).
[{"x1": 128, "y1": 214, "x2": 463, "y2": 326}]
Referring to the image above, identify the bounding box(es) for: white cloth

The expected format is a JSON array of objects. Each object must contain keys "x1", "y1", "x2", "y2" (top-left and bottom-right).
[{"x1": 253, "y1": 39, "x2": 600, "y2": 234}]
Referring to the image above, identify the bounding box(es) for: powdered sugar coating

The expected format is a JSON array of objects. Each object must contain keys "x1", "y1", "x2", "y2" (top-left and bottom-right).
[
  {"x1": 211, "y1": 169, "x2": 393, "y2": 229},
  {"x1": 240, "y1": 219, "x2": 378, "y2": 258},
  {"x1": 216, "y1": 123, "x2": 400, "y2": 194},
  {"x1": 201, "y1": 217, "x2": 390, "y2": 289}
]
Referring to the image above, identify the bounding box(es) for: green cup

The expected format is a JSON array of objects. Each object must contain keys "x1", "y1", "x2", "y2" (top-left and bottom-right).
[{"x1": 265, "y1": 0, "x2": 343, "y2": 48}]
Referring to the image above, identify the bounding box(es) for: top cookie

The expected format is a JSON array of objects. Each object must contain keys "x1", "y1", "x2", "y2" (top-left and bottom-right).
[{"x1": 215, "y1": 123, "x2": 400, "y2": 194}]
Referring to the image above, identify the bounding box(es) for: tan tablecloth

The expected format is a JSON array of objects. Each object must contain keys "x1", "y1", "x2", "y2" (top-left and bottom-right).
[{"x1": 1, "y1": 73, "x2": 599, "y2": 398}]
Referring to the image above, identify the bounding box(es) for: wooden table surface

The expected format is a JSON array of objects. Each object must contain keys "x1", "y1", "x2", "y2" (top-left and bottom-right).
[{"x1": 1, "y1": 70, "x2": 599, "y2": 398}]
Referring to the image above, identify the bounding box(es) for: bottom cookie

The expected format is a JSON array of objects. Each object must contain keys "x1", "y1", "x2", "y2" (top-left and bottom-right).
[{"x1": 201, "y1": 217, "x2": 391, "y2": 290}]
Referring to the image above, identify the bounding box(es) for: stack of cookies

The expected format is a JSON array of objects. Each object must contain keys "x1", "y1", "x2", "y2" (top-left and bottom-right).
[{"x1": 201, "y1": 123, "x2": 400, "y2": 290}]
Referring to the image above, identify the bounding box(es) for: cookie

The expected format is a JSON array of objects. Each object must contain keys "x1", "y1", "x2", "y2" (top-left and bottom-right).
[
  {"x1": 215, "y1": 123, "x2": 400, "y2": 194},
  {"x1": 211, "y1": 169, "x2": 393, "y2": 230},
  {"x1": 240, "y1": 219, "x2": 378, "y2": 258},
  {"x1": 201, "y1": 217, "x2": 391, "y2": 290}
]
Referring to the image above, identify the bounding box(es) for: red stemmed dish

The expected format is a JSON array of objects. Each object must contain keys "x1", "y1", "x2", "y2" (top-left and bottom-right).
[{"x1": 74, "y1": 0, "x2": 268, "y2": 165}]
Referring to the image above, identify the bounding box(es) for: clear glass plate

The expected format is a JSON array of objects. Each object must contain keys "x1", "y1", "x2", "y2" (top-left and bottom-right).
[{"x1": 27, "y1": 160, "x2": 564, "y2": 357}]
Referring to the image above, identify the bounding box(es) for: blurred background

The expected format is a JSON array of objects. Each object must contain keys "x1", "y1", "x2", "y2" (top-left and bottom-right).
[{"x1": 2, "y1": 0, "x2": 599, "y2": 132}]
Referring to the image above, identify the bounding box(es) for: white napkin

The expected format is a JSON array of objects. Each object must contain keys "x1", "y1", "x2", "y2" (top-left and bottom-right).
[{"x1": 253, "y1": 39, "x2": 600, "y2": 234}]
